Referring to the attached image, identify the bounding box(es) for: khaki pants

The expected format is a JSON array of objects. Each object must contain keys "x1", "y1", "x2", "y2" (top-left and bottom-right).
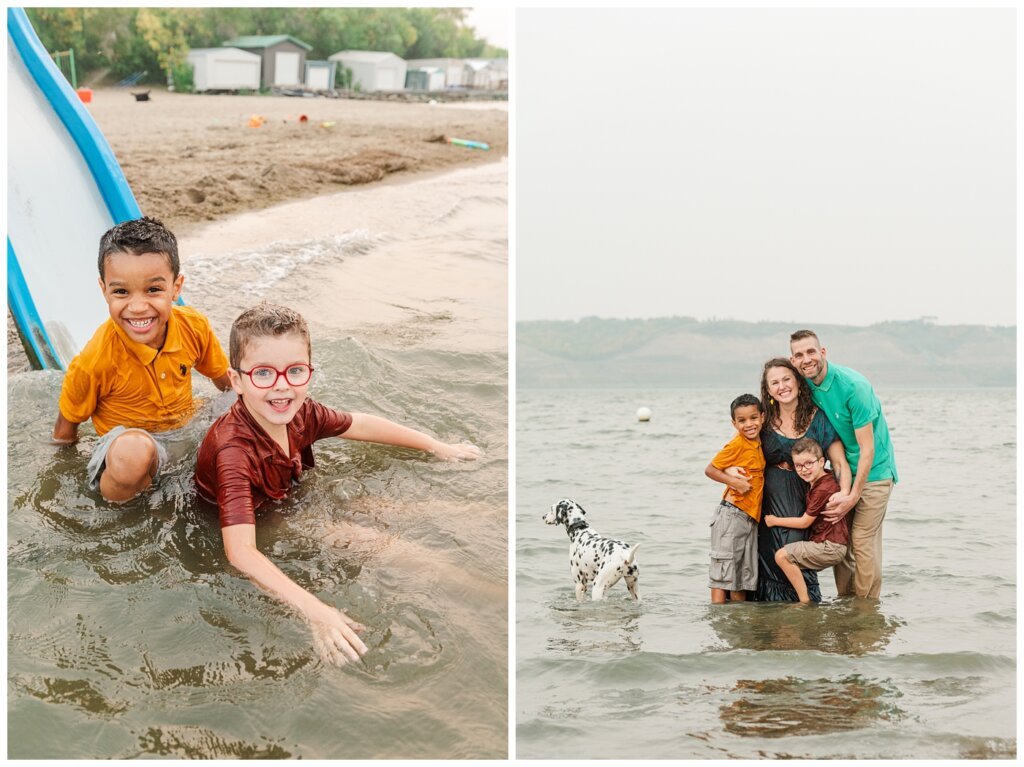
[{"x1": 833, "y1": 479, "x2": 893, "y2": 599}]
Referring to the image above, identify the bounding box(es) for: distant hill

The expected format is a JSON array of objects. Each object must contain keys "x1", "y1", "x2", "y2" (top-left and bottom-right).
[{"x1": 517, "y1": 317, "x2": 1015, "y2": 388}]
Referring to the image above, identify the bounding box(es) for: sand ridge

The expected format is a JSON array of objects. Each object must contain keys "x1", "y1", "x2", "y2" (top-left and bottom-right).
[{"x1": 86, "y1": 88, "x2": 508, "y2": 235}]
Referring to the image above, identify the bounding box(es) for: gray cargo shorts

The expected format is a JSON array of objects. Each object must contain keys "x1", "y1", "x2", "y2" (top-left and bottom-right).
[
  {"x1": 86, "y1": 426, "x2": 170, "y2": 491},
  {"x1": 709, "y1": 500, "x2": 758, "y2": 591}
]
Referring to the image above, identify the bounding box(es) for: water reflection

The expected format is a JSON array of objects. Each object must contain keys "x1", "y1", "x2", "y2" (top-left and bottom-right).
[
  {"x1": 137, "y1": 647, "x2": 316, "y2": 688},
  {"x1": 545, "y1": 599, "x2": 643, "y2": 655},
  {"x1": 17, "y1": 463, "x2": 173, "y2": 585},
  {"x1": 708, "y1": 599, "x2": 902, "y2": 656},
  {"x1": 128, "y1": 726, "x2": 295, "y2": 759},
  {"x1": 719, "y1": 675, "x2": 905, "y2": 738}
]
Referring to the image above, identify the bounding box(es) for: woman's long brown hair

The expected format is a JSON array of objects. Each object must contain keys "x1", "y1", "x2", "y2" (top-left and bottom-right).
[{"x1": 760, "y1": 357, "x2": 816, "y2": 436}]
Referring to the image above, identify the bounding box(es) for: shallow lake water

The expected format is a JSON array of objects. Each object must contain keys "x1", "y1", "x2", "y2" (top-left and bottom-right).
[
  {"x1": 8, "y1": 162, "x2": 508, "y2": 759},
  {"x1": 516, "y1": 387, "x2": 1015, "y2": 759}
]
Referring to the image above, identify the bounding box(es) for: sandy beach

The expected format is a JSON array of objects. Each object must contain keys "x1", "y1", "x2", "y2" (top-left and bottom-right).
[
  {"x1": 88, "y1": 88, "x2": 507, "y2": 234},
  {"x1": 7, "y1": 88, "x2": 507, "y2": 371}
]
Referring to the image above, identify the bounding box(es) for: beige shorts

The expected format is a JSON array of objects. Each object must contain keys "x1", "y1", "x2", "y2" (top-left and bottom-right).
[{"x1": 782, "y1": 539, "x2": 848, "y2": 571}]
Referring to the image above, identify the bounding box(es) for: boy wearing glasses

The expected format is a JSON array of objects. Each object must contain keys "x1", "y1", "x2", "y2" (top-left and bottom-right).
[
  {"x1": 52, "y1": 217, "x2": 232, "y2": 502},
  {"x1": 193, "y1": 302, "x2": 479, "y2": 666},
  {"x1": 764, "y1": 437, "x2": 848, "y2": 603}
]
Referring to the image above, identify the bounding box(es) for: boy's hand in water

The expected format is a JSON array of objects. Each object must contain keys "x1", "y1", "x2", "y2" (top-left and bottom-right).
[
  {"x1": 307, "y1": 604, "x2": 368, "y2": 667},
  {"x1": 431, "y1": 441, "x2": 482, "y2": 462},
  {"x1": 341, "y1": 414, "x2": 480, "y2": 462}
]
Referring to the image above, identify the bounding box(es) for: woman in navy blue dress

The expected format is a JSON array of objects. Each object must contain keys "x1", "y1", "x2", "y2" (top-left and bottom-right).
[{"x1": 753, "y1": 358, "x2": 851, "y2": 601}]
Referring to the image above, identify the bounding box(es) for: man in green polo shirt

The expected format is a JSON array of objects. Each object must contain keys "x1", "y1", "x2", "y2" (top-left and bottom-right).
[{"x1": 789, "y1": 329, "x2": 897, "y2": 599}]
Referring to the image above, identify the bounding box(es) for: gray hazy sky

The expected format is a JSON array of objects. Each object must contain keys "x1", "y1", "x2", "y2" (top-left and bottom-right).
[{"x1": 516, "y1": 8, "x2": 1016, "y2": 326}]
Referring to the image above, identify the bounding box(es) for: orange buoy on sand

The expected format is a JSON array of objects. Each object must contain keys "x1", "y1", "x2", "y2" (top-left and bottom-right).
[{"x1": 248, "y1": 114, "x2": 265, "y2": 128}]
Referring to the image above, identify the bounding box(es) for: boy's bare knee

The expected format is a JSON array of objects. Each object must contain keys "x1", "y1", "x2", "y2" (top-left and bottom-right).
[
  {"x1": 775, "y1": 548, "x2": 789, "y2": 565},
  {"x1": 105, "y1": 432, "x2": 158, "y2": 485}
]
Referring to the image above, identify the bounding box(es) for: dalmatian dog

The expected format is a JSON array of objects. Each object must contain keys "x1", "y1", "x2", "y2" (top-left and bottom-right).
[{"x1": 543, "y1": 498, "x2": 640, "y2": 602}]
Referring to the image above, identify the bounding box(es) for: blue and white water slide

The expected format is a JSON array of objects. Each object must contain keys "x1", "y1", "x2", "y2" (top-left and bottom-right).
[{"x1": 7, "y1": 7, "x2": 145, "y2": 370}]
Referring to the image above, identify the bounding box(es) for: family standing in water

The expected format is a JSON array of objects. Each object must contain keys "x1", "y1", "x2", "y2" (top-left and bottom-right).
[{"x1": 705, "y1": 330, "x2": 898, "y2": 604}]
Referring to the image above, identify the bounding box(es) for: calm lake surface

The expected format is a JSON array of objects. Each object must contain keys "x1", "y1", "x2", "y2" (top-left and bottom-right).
[
  {"x1": 516, "y1": 387, "x2": 1015, "y2": 759},
  {"x1": 8, "y1": 162, "x2": 508, "y2": 759}
]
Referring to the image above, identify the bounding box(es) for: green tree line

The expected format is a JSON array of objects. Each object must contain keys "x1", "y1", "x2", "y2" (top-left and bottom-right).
[{"x1": 27, "y1": 7, "x2": 506, "y2": 86}]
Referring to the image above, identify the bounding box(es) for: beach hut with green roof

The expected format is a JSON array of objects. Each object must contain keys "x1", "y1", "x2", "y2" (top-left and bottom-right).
[{"x1": 223, "y1": 34, "x2": 313, "y2": 89}]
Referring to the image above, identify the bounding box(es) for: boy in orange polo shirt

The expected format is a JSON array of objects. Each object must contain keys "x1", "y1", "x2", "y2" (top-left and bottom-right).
[
  {"x1": 52, "y1": 217, "x2": 232, "y2": 502},
  {"x1": 704, "y1": 394, "x2": 766, "y2": 604}
]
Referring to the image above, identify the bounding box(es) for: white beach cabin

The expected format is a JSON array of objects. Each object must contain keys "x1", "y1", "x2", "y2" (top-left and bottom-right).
[
  {"x1": 328, "y1": 50, "x2": 407, "y2": 92},
  {"x1": 305, "y1": 60, "x2": 336, "y2": 91},
  {"x1": 406, "y1": 58, "x2": 466, "y2": 89},
  {"x1": 186, "y1": 47, "x2": 261, "y2": 92},
  {"x1": 463, "y1": 58, "x2": 508, "y2": 90},
  {"x1": 405, "y1": 66, "x2": 445, "y2": 91}
]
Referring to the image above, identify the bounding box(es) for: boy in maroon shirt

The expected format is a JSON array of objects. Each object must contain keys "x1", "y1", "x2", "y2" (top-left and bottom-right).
[
  {"x1": 764, "y1": 437, "x2": 849, "y2": 603},
  {"x1": 194, "y1": 303, "x2": 480, "y2": 666}
]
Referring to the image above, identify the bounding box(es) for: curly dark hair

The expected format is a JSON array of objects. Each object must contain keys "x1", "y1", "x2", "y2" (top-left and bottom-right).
[
  {"x1": 729, "y1": 393, "x2": 763, "y2": 419},
  {"x1": 760, "y1": 357, "x2": 816, "y2": 435},
  {"x1": 98, "y1": 216, "x2": 179, "y2": 279}
]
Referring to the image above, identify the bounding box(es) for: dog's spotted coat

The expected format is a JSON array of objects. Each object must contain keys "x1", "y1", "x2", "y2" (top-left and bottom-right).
[{"x1": 543, "y1": 498, "x2": 640, "y2": 602}]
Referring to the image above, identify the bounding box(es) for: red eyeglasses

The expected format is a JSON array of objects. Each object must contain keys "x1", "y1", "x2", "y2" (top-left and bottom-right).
[{"x1": 235, "y1": 364, "x2": 314, "y2": 388}]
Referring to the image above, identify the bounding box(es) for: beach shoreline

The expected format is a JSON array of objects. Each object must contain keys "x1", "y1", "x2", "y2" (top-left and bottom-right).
[
  {"x1": 178, "y1": 158, "x2": 506, "y2": 255},
  {"x1": 178, "y1": 158, "x2": 508, "y2": 353},
  {"x1": 7, "y1": 89, "x2": 507, "y2": 372}
]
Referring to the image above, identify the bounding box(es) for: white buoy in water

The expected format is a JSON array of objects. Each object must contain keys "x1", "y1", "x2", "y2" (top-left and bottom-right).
[{"x1": 637, "y1": 407, "x2": 652, "y2": 422}]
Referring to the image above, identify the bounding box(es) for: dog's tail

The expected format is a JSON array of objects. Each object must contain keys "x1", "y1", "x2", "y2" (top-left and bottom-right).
[{"x1": 626, "y1": 544, "x2": 639, "y2": 564}]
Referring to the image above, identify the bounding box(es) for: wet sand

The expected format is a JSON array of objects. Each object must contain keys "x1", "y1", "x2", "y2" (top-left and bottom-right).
[{"x1": 178, "y1": 159, "x2": 508, "y2": 353}]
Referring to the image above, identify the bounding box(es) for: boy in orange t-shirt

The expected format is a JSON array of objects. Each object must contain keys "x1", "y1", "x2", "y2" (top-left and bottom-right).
[
  {"x1": 704, "y1": 393, "x2": 766, "y2": 604},
  {"x1": 52, "y1": 217, "x2": 231, "y2": 502}
]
